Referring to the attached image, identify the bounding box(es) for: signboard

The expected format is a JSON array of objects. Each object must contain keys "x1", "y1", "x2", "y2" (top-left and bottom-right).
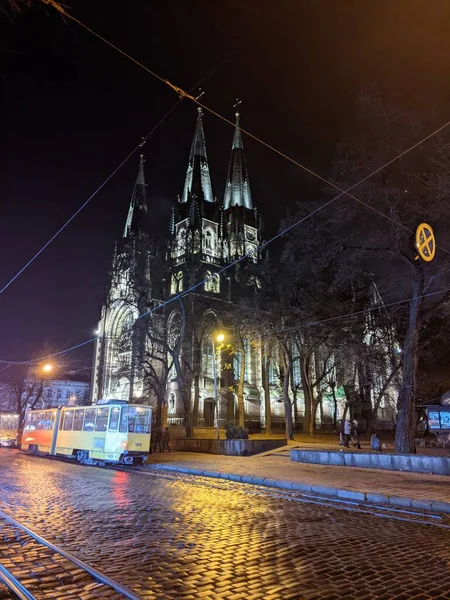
[
  {"x1": 428, "y1": 411, "x2": 440, "y2": 429},
  {"x1": 439, "y1": 411, "x2": 450, "y2": 429},
  {"x1": 415, "y1": 223, "x2": 435, "y2": 262}
]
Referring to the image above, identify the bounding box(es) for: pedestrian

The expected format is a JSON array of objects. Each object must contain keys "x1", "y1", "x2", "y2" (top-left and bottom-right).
[
  {"x1": 149, "y1": 425, "x2": 155, "y2": 454},
  {"x1": 339, "y1": 419, "x2": 344, "y2": 446},
  {"x1": 161, "y1": 427, "x2": 171, "y2": 453},
  {"x1": 152, "y1": 426, "x2": 162, "y2": 453},
  {"x1": 344, "y1": 419, "x2": 351, "y2": 447},
  {"x1": 371, "y1": 433, "x2": 382, "y2": 452},
  {"x1": 352, "y1": 418, "x2": 361, "y2": 449}
]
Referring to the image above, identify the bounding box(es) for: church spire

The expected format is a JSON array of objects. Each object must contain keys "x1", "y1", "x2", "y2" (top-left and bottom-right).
[
  {"x1": 223, "y1": 112, "x2": 253, "y2": 210},
  {"x1": 181, "y1": 108, "x2": 214, "y2": 204},
  {"x1": 123, "y1": 154, "x2": 148, "y2": 238}
]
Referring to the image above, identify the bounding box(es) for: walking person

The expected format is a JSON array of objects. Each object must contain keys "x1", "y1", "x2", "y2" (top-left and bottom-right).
[
  {"x1": 161, "y1": 427, "x2": 171, "y2": 453},
  {"x1": 352, "y1": 418, "x2": 362, "y2": 449},
  {"x1": 339, "y1": 419, "x2": 344, "y2": 446},
  {"x1": 343, "y1": 418, "x2": 351, "y2": 447},
  {"x1": 152, "y1": 426, "x2": 162, "y2": 453}
]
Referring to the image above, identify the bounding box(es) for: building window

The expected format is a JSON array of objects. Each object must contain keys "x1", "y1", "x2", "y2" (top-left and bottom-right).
[
  {"x1": 243, "y1": 339, "x2": 251, "y2": 382},
  {"x1": 202, "y1": 337, "x2": 214, "y2": 379},
  {"x1": 233, "y1": 350, "x2": 242, "y2": 381},
  {"x1": 171, "y1": 271, "x2": 184, "y2": 295},
  {"x1": 292, "y1": 358, "x2": 300, "y2": 387},
  {"x1": 269, "y1": 362, "x2": 278, "y2": 385},
  {"x1": 204, "y1": 271, "x2": 220, "y2": 293}
]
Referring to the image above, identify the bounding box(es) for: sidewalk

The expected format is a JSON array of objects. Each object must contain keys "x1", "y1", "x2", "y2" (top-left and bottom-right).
[{"x1": 145, "y1": 448, "x2": 450, "y2": 513}]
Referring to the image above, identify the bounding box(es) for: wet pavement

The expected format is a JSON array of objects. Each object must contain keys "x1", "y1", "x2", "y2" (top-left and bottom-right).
[{"x1": 1, "y1": 450, "x2": 450, "y2": 599}]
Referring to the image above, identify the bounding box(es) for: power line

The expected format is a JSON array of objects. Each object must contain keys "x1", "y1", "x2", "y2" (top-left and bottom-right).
[
  {"x1": 0, "y1": 22, "x2": 238, "y2": 297},
  {"x1": 42, "y1": 0, "x2": 450, "y2": 256},
  {"x1": 275, "y1": 285, "x2": 450, "y2": 336},
  {"x1": 0, "y1": 104, "x2": 177, "y2": 297},
  {"x1": 3, "y1": 1, "x2": 448, "y2": 365}
]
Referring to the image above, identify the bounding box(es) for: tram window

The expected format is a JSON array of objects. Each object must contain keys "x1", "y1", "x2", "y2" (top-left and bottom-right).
[
  {"x1": 119, "y1": 407, "x2": 128, "y2": 433},
  {"x1": 83, "y1": 408, "x2": 96, "y2": 432},
  {"x1": 108, "y1": 407, "x2": 120, "y2": 432},
  {"x1": 73, "y1": 409, "x2": 84, "y2": 431},
  {"x1": 37, "y1": 412, "x2": 45, "y2": 430},
  {"x1": 3, "y1": 416, "x2": 17, "y2": 430},
  {"x1": 28, "y1": 412, "x2": 38, "y2": 431},
  {"x1": 128, "y1": 407, "x2": 150, "y2": 434},
  {"x1": 43, "y1": 411, "x2": 54, "y2": 430},
  {"x1": 95, "y1": 407, "x2": 109, "y2": 432},
  {"x1": 63, "y1": 410, "x2": 74, "y2": 431}
]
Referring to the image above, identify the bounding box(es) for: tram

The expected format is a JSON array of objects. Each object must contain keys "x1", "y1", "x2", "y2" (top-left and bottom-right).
[
  {"x1": 21, "y1": 400, "x2": 151, "y2": 465},
  {"x1": 0, "y1": 413, "x2": 19, "y2": 447}
]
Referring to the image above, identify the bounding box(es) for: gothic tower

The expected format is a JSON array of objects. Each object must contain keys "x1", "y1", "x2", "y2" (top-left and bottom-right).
[{"x1": 91, "y1": 154, "x2": 152, "y2": 403}]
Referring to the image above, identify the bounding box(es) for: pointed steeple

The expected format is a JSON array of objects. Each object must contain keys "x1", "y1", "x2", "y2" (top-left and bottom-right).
[
  {"x1": 223, "y1": 113, "x2": 253, "y2": 210},
  {"x1": 123, "y1": 154, "x2": 148, "y2": 237},
  {"x1": 181, "y1": 108, "x2": 214, "y2": 204}
]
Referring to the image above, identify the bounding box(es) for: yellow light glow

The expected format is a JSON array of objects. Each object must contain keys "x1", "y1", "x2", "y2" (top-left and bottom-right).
[
  {"x1": 216, "y1": 333, "x2": 225, "y2": 343},
  {"x1": 42, "y1": 364, "x2": 53, "y2": 373}
]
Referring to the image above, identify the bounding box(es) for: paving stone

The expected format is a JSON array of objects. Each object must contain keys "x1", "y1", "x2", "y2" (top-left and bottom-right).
[{"x1": 0, "y1": 451, "x2": 450, "y2": 599}]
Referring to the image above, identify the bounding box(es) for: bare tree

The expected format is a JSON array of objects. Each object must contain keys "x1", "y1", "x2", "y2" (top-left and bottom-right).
[{"x1": 327, "y1": 91, "x2": 450, "y2": 452}]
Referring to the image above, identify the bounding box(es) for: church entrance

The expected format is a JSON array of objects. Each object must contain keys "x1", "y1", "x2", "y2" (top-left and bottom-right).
[{"x1": 204, "y1": 399, "x2": 215, "y2": 427}]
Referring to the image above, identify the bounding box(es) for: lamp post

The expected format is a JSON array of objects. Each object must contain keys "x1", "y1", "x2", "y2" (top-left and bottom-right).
[{"x1": 212, "y1": 332, "x2": 225, "y2": 440}]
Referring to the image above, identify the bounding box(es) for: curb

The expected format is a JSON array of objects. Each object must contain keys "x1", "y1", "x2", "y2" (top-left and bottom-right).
[{"x1": 148, "y1": 464, "x2": 450, "y2": 514}]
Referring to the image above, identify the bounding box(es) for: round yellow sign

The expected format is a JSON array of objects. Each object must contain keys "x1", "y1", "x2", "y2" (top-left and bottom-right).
[{"x1": 415, "y1": 223, "x2": 435, "y2": 262}]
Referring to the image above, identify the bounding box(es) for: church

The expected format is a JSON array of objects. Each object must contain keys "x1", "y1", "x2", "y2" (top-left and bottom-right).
[
  {"x1": 90, "y1": 109, "x2": 398, "y2": 435},
  {"x1": 90, "y1": 108, "x2": 288, "y2": 433}
]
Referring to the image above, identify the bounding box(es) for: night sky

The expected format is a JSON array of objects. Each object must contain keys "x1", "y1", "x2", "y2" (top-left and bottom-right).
[{"x1": 2, "y1": 0, "x2": 450, "y2": 367}]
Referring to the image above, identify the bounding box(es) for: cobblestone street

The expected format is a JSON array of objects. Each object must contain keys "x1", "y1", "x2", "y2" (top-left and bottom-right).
[{"x1": 1, "y1": 451, "x2": 450, "y2": 599}]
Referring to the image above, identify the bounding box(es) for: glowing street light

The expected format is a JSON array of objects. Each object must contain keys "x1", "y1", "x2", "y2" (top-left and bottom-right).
[
  {"x1": 42, "y1": 364, "x2": 53, "y2": 374},
  {"x1": 212, "y1": 331, "x2": 226, "y2": 440}
]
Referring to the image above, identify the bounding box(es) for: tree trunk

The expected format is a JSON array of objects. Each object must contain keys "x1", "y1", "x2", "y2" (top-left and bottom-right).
[
  {"x1": 262, "y1": 354, "x2": 272, "y2": 435},
  {"x1": 237, "y1": 336, "x2": 245, "y2": 428},
  {"x1": 330, "y1": 384, "x2": 338, "y2": 430},
  {"x1": 192, "y1": 374, "x2": 200, "y2": 426},
  {"x1": 300, "y1": 354, "x2": 313, "y2": 436},
  {"x1": 280, "y1": 344, "x2": 294, "y2": 440},
  {"x1": 191, "y1": 336, "x2": 201, "y2": 426},
  {"x1": 309, "y1": 400, "x2": 319, "y2": 437},
  {"x1": 395, "y1": 268, "x2": 424, "y2": 453},
  {"x1": 237, "y1": 349, "x2": 245, "y2": 428},
  {"x1": 292, "y1": 387, "x2": 298, "y2": 432}
]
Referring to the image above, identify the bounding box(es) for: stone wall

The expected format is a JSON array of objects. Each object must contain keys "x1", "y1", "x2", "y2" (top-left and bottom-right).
[
  {"x1": 173, "y1": 438, "x2": 285, "y2": 456},
  {"x1": 291, "y1": 448, "x2": 450, "y2": 475}
]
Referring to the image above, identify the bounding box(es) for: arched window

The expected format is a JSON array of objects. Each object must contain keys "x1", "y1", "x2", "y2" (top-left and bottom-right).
[
  {"x1": 201, "y1": 336, "x2": 214, "y2": 379},
  {"x1": 171, "y1": 271, "x2": 184, "y2": 295}
]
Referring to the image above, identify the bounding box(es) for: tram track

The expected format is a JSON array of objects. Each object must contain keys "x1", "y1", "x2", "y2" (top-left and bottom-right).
[
  {"x1": 16, "y1": 449, "x2": 450, "y2": 528},
  {"x1": 0, "y1": 510, "x2": 141, "y2": 600}
]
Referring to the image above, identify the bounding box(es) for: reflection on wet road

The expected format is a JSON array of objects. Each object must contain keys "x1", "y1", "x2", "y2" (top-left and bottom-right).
[{"x1": 1, "y1": 450, "x2": 449, "y2": 599}]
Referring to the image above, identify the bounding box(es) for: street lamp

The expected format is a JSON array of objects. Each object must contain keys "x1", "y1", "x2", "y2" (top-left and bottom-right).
[
  {"x1": 42, "y1": 363, "x2": 53, "y2": 374},
  {"x1": 212, "y1": 331, "x2": 226, "y2": 440}
]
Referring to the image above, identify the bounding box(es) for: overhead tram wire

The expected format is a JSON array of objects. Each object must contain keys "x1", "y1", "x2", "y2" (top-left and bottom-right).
[
  {"x1": 0, "y1": 24, "x2": 238, "y2": 299},
  {"x1": 2, "y1": 1, "x2": 448, "y2": 365},
  {"x1": 41, "y1": 0, "x2": 450, "y2": 256},
  {"x1": 273, "y1": 285, "x2": 450, "y2": 336},
  {"x1": 0, "y1": 105, "x2": 178, "y2": 297}
]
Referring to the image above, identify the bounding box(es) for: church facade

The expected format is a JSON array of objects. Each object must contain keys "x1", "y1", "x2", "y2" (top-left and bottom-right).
[
  {"x1": 90, "y1": 109, "x2": 287, "y2": 431},
  {"x1": 90, "y1": 109, "x2": 397, "y2": 433}
]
